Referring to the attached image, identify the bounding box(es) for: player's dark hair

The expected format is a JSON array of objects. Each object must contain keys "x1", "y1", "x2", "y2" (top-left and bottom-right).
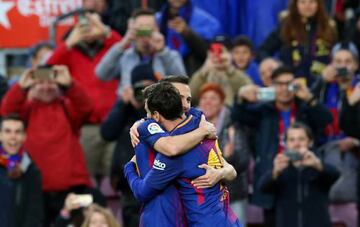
[
  {"x1": 0, "y1": 114, "x2": 27, "y2": 131},
  {"x1": 142, "y1": 83, "x2": 158, "y2": 100},
  {"x1": 285, "y1": 122, "x2": 313, "y2": 142},
  {"x1": 146, "y1": 82, "x2": 183, "y2": 120},
  {"x1": 160, "y1": 75, "x2": 189, "y2": 85}
]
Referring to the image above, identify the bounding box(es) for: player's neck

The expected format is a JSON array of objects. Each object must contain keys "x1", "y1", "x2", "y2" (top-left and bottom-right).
[{"x1": 161, "y1": 116, "x2": 186, "y2": 132}]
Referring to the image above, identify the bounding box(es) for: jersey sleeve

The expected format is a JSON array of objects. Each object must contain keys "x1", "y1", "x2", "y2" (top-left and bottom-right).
[
  {"x1": 188, "y1": 107, "x2": 203, "y2": 119},
  {"x1": 124, "y1": 153, "x2": 183, "y2": 203},
  {"x1": 138, "y1": 119, "x2": 169, "y2": 147}
]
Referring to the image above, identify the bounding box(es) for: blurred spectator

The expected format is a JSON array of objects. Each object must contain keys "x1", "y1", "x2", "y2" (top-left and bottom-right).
[
  {"x1": 47, "y1": 13, "x2": 121, "y2": 184},
  {"x1": 156, "y1": 0, "x2": 221, "y2": 74},
  {"x1": 54, "y1": 191, "x2": 107, "y2": 227},
  {"x1": 8, "y1": 42, "x2": 54, "y2": 87},
  {"x1": 259, "y1": 122, "x2": 339, "y2": 227},
  {"x1": 259, "y1": 58, "x2": 282, "y2": 87},
  {"x1": 312, "y1": 42, "x2": 360, "y2": 227},
  {"x1": 190, "y1": 42, "x2": 252, "y2": 106},
  {"x1": 100, "y1": 64, "x2": 158, "y2": 227},
  {"x1": 82, "y1": 0, "x2": 120, "y2": 35},
  {"x1": 81, "y1": 204, "x2": 121, "y2": 227},
  {"x1": 96, "y1": 8, "x2": 186, "y2": 96},
  {"x1": 232, "y1": 66, "x2": 332, "y2": 227},
  {"x1": 198, "y1": 83, "x2": 250, "y2": 224},
  {"x1": 0, "y1": 114, "x2": 43, "y2": 227},
  {"x1": 107, "y1": 0, "x2": 166, "y2": 35},
  {"x1": 257, "y1": 0, "x2": 337, "y2": 85},
  {"x1": 231, "y1": 36, "x2": 262, "y2": 86},
  {"x1": 1, "y1": 66, "x2": 94, "y2": 225},
  {"x1": 28, "y1": 42, "x2": 54, "y2": 68}
]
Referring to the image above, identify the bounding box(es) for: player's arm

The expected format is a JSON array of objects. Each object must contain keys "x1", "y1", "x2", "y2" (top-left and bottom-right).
[
  {"x1": 154, "y1": 115, "x2": 216, "y2": 156},
  {"x1": 141, "y1": 116, "x2": 216, "y2": 157},
  {"x1": 124, "y1": 154, "x2": 182, "y2": 203},
  {"x1": 191, "y1": 158, "x2": 237, "y2": 189}
]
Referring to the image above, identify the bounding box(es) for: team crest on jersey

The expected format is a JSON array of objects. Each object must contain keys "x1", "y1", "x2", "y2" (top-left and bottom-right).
[{"x1": 147, "y1": 123, "x2": 165, "y2": 134}]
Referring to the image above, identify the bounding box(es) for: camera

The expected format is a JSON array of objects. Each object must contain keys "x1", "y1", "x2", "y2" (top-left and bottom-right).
[
  {"x1": 78, "y1": 13, "x2": 89, "y2": 27},
  {"x1": 32, "y1": 66, "x2": 55, "y2": 81},
  {"x1": 283, "y1": 150, "x2": 303, "y2": 162},
  {"x1": 336, "y1": 67, "x2": 349, "y2": 78},
  {"x1": 72, "y1": 194, "x2": 93, "y2": 207},
  {"x1": 257, "y1": 87, "x2": 275, "y2": 101}
]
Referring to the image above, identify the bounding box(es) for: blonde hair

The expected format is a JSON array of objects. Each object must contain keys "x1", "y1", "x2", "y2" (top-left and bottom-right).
[{"x1": 81, "y1": 204, "x2": 121, "y2": 227}]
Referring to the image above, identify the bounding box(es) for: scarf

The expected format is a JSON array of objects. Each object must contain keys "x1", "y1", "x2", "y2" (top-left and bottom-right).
[
  {"x1": 159, "y1": 1, "x2": 193, "y2": 57},
  {"x1": 0, "y1": 145, "x2": 25, "y2": 178},
  {"x1": 277, "y1": 103, "x2": 297, "y2": 153}
]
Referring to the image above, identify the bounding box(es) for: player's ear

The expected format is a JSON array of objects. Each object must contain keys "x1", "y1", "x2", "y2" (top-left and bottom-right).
[{"x1": 153, "y1": 111, "x2": 160, "y2": 122}]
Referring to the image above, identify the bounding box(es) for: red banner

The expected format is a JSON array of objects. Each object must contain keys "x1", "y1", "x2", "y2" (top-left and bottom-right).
[{"x1": 0, "y1": 0, "x2": 82, "y2": 48}]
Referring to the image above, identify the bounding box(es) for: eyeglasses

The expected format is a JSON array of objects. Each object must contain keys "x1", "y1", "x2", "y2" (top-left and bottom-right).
[{"x1": 273, "y1": 80, "x2": 294, "y2": 87}]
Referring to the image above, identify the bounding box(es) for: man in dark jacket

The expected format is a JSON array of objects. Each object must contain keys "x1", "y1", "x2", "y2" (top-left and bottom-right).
[
  {"x1": 259, "y1": 122, "x2": 339, "y2": 227},
  {"x1": 0, "y1": 114, "x2": 43, "y2": 227},
  {"x1": 232, "y1": 66, "x2": 333, "y2": 226}
]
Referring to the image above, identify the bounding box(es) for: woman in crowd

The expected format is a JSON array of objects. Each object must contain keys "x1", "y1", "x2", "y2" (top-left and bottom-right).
[
  {"x1": 81, "y1": 204, "x2": 121, "y2": 227},
  {"x1": 257, "y1": 0, "x2": 337, "y2": 85}
]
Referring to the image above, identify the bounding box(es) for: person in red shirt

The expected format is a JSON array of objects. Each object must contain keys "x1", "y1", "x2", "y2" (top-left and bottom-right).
[
  {"x1": 47, "y1": 13, "x2": 121, "y2": 184},
  {"x1": 1, "y1": 65, "x2": 94, "y2": 226}
]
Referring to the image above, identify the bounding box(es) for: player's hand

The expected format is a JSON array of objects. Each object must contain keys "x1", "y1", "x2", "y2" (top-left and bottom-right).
[
  {"x1": 199, "y1": 115, "x2": 217, "y2": 139},
  {"x1": 18, "y1": 69, "x2": 35, "y2": 89},
  {"x1": 191, "y1": 164, "x2": 222, "y2": 188},
  {"x1": 130, "y1": 119, "x2": 144, "y2": 147}
]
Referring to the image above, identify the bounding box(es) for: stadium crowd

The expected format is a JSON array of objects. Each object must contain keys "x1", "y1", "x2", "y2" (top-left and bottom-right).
[{"x1": 1, "y1": 0, "x2": 360, "y2": 227}]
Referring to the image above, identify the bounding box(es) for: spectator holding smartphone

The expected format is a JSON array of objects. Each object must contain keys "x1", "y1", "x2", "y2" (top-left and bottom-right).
[
  {"x1": 1, "y1": 66, "x2": 94, "y2": 226},
  {"x1": 259, "y1": 122, "x2": 339, "y2": 227},
  {"x1": 190, "y1": 38, "x2": 252, "y2": 106},
  {"x1": 312, "y1": 42, "x2": 360, "y2": 226},
  {"x1": 232, "y1": 66, "x2": 332, "y2": 226},
  {"x1": 156, "y1": 0, "x2": 222, "y2": 74}
]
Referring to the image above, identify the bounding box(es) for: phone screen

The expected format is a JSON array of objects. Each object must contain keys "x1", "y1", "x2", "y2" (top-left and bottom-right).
[{"x1": 32, "y1": 68, "x2": 55, "y2": 81}]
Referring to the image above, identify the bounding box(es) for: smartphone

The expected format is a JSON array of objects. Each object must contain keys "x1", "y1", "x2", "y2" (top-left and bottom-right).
[
  {"x1": 32, "y1": 67, "x2": 55, "y2": 81},
  {"x1": 78, "y1": 13, "x2": 89, "y2": 27},
  {"x1": 257, "y1": 87, "x2": 275, "y2": 101},
  {"x1": 136, "y1": 27, "x2": 153, "y2": 37},
  {"x1": 336, "y1": 67, "x2": 349, "y2": 78},
  {"x1": 210, "y1": 43, "x2": 223, "y2": 59},
  {"x1": 283, "y1": 150, "x2": 303, "y2": 162},
  {"x1": 72, "y1": 194, "x2": 93, "y2": 207}
]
